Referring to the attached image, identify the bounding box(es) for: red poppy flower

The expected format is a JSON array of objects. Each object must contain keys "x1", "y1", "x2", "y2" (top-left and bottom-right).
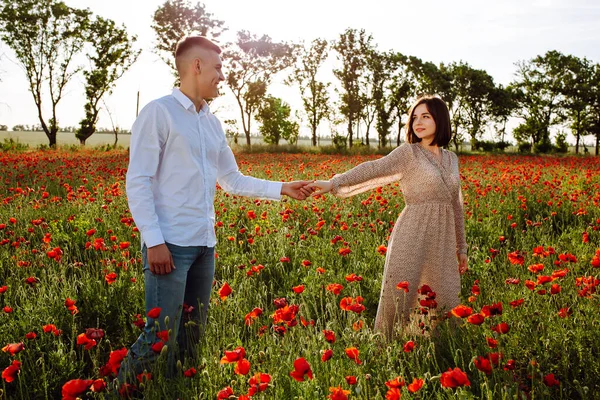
[
  {"x1": 353, "y1": 320, "x2": 364, "y2": 331},
  {"x1": 289, "y1": 357, "x2": 313, "y2": 381},
  {"x1": 486, "y1": 337, "x2": 498, "y2": 348},
  {"x1": 183, "y1": 367, "x2": 197, "y2": 378},
  {"x1": 396, "y1": 281, "x2": 409, "y2": 293},
  {"x1": 385, "y1": 388, "x2": 401, "y2": 400},
  {"x1": 219, "y1": 282, "x2": 232, "y2": 300},
  {"x1": 403, "y1": 340, "x2": 416, "y2": 353},
  {"x1": 0, "y1": 286, "x2": 7, "y2": 294},
  {"x1": 244, "y1": 307, "x2": 263, "y2": 326},
  {"x1": 3, "y1": 306, "x2": 13, "y2": 313},
  {"x1": 25, "y1": 332, "x2": 37, "y2": 340},
  {"x1": 407, "y1": 377, "x2": 424, "y2": 393},
  {"x1": 543, "y1": 373, "x2": 560, "y2": 387},
  {"x1": 91, "y1": 379, "x2": 106, "y2": 393},
  {"x1": 508, "y1": 251, "x2": 525, "y2": 265},
  {"x1": 136, "y1": 372, "x2": 152, "y2": 383},
  {"x1": 1, "y1": 343, "x2": 24, "y2": 356},
  {"x1": 338, "y1": 247, "x2": 352, "y2": 256},
  {"x1": 385, "y1": 376, "x2": 405, "y2": 388},
  {"x1": 323, "y1": 330, "x2": 336, "y2": 343},
  {"x1": 558, "y1": 307, "x2": 572, "y2": 318},
  {"x1": 474, "y1": 356, "x2": 492, "y2": 375},
  {"x1": 509, "y1": 298, "x2": 524, "y2": 308},
  {"x1": 467, "y1": 313, "x2": 485, "y2": 325},
  {"x1": 345, "y1": 273, "x2": 363, "y2": 282},
  {"x1": 151, "y1": 341, "x2": 165, "y2": 353},
  {"x1": 451, "y1": 305, "x2": 473, "y2": 318},
  {"x1": 147, "y1": 307, "x2": 161, "y2": 319},
  {"x1": 327, "y1": 385, "x2": 350, "y2": 400},
  {"x1": 491, "y1": 322, "x2": 510, "y2": 334},
  {"x1": 2, "y1": 360, "x2": 20, "y2": 383},
  {"x1": 217, "y1": 386, "x2": 234, "y2": 399},
  {"x1": 326, "y1": 283, "x2": 344, "y2": 295},
  {"x1": 440, "y1": 367, "x2": 470, "y2": 388},
  {"x1": 235, "y1": 358, "x2": 251, "y2": 375},
  {"x1": 156, "y1": 330, "x2": 169, "y2": 342},
  {"x1": 77, "y1": 333, "x2": 97, "y2": 350},
  {"x1": 321, "y1": 349, "x2": 333, "y2": 362},
  {"x1": 345, "y1": 375, "x2": 357, "y2": 385},
  {"x1": 481, "y1": 302, "x2": 502, "y2": 317},
  {"x1": 377, "y1": 245, "x2": 387, "y2": 255},
  {"x1": 221, "y1": 346, "x2": 246, "y2": 364},
  {"x1": 292, "y1": 284, "x2": 305, "y2": 294},
  {"x1": 62, "y1": 379, "x2": 93, "y2": 400},
  {"x1": 104, "y1": 272, "x2": 117, "y2": 285},
  {"x1": 345, "y1": 347, "x2": 362, "y2": 365}
]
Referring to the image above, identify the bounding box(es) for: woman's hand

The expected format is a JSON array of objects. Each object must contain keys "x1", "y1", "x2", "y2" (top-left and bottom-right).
[
  {"x1": 305, "y1": 180, "x2": 333, "y2": 196},
  {"x1": 458, "y1": 253, "x2": 468, "y2": 275}
]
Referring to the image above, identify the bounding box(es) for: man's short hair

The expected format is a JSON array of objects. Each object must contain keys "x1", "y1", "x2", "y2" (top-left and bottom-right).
[{"x1": 175, "y1": 35, "x2": 222, "y2": 59}]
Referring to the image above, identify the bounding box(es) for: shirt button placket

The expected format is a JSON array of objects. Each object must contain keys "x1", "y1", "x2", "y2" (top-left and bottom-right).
[{"x1": 199, "y1": 113, "x2": 210, "y2": 244}]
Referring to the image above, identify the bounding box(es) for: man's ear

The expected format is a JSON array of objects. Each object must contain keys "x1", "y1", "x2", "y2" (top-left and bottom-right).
[{"x1": 195, "y1": 58, "x2": 203, "y2": 75}]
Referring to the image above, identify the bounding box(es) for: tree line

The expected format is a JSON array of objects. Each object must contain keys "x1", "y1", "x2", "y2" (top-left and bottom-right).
[{"x1": 1, "y1": 0, "x2": 599, "y2": 154}]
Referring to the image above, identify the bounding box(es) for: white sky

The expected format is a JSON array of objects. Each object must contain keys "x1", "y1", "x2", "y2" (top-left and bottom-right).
[{"x1": 1, "y1": 0, "x2": 599, "y2": 142}]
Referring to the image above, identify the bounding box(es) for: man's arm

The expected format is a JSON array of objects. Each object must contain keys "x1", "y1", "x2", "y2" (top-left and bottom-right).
[{"x1": 126, "y1": 101, "x2": 175, "y2": 275}]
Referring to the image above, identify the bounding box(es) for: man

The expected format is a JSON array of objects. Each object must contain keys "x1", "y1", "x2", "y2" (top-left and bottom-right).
[{"x1": 118, "y1": 35, "x2": 311, "y2": 383}]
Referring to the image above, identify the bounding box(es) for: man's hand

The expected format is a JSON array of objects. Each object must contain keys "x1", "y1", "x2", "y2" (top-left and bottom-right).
[
  {"x1": 147, "y1": 243, "x2": 176, "y2": 275},
  {"x1": 281, "y1": 181, "x2": 314, "y2": 200},
  {"x1": 458, "y1": 253, "x2": 468, "y2": 275}
]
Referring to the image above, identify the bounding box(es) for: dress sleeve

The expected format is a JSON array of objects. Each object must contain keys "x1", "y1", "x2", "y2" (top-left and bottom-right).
[
  {"x1": 451, "y1": 152, "x2": 468, "y2": 254},
  {"x1": 330, "y1": 143, "x2": 414, "y2": 198}
]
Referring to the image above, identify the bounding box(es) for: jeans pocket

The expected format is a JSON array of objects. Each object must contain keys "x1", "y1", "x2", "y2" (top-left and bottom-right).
[{"x1": 142, "y1": 244, "x2": 149, "y2": 272}]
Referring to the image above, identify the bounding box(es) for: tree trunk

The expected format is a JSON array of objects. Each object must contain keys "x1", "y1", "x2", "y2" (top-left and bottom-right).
[
  {"x1": 397, "y1": 117, "x2": 402, "y2": 146},
  {"x1": 80, "y1": 138, "x2": 86, "y2": 145},
  {"x1": 347, "y1": 118, "x2": 353, "y2": 148},
  {"x1": 312, "y1": 114, "x2": 317, "y2": 146}
]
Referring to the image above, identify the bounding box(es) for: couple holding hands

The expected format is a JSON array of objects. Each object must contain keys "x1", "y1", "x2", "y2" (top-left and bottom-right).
[{"x1": 118, "y1": 35, "x2": 468, "y2": 383}]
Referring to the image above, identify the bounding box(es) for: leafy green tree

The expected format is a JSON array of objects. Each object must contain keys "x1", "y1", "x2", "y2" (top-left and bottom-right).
[
  {"x1": 562, "y1": 55, "x2": 593, "y2": 154},
  {"x1": 76, "y1": 16, "x2": 139, "y2": 145},
  {"x1": 225, "y1": 31, "x2": 296, "y2": 145},
  {"x1": 333, "y1": 28, "x2": 373, "y2": 148},
  {"x1": 286, "y1": 38, "x2": 330, "y2": 146},
  {"x1": 0, "y1": 0, "x2": 90, "y2": 147},
  {"x1": 152, "y1": 0, "x2": 226, "y2": 79},
  {"x1": 511, "y1": 50, "x2": 571, "y2": 150},
  {"x1": 588, "y1": 63, "x2": 600, "y2": 155},
  {"x1": 368, "y1": 51, "x2": 412, "y2": 148},
  {"x1": 256, "y1": 96, "x2": 299, "y2": 145},
  {"x1": 489, "y1": 84, "x2": 518, "y2": 144},
  {"x1": 446, "y1": 62, "x2": 496, "y2": 149}
]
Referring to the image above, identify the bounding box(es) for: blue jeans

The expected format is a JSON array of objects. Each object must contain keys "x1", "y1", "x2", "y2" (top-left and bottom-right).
[{"x1": 117, "y1": 242, "x2": 215, "y2": 383}]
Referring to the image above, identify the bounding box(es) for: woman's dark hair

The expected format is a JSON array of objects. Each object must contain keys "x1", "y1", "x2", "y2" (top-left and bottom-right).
[{"x1": 405, "y1": 95, "x2": 452, "y2": 147}]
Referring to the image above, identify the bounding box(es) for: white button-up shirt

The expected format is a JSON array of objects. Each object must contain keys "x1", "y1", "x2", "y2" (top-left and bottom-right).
[{"x1": 126, "y1": 88, "x2": 283, "y2": 248}]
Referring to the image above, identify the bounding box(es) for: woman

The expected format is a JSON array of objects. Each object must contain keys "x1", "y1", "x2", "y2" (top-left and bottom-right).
[{"x1": 307, "y1": 95, "x2": 468, "y2": 339}]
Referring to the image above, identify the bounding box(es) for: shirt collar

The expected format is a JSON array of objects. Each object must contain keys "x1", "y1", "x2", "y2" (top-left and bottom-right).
[{"x1": 171, "y1": 88, "x2": 210, "y2": 115}]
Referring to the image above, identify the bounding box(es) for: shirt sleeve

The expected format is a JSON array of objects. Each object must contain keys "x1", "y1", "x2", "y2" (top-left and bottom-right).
[
  {"x1": 451, "y1": 152, "x2": 468, "y2": 255},
  {"x1": 216, "y1": 129, "x2": 282, "y2": 200},
  {"x1": 125, "y1": 101, "x2": 169, "y2": 248},
  {"x1": 330, "y1": 143, "x2": 414, "y2": 198}
]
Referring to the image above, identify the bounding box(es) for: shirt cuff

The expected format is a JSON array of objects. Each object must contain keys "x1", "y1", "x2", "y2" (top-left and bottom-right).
[
  {"x1": 266, "y1": 181, "x2": 283, "y2": 200},
  {"x1": 143, "y1": 228, "x2": 165, "y2": 248}
]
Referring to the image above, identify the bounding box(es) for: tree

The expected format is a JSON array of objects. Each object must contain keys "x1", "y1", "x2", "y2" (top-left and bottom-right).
[
  {"x1": 588, "y1": 63, "x2": 600, "y2": 155},
  {"x1": 511, "y1": 50, "x2": 571, "y2": 149},
  {"x1": 225, "y1": 31, "x2": 296, "y2": 146},
  {"x1": 333, "y1": 28, "x2": 373, "y2": 148},
  {"x1": 446, "y1": 62, "x2": 496, "y2": 149},
  {"x1": 76, "y1": 16, "x2": 139, "y2": 145},
  {"x1": 368, "y1": 51, "x2": 412, "y2": 148},
  {"x1": 256, "y1": 96, "x2": 299, "y2": 145},
  {"x1": 151, "y1": 0, "x2": 226, "y2": 79},
  {"x1": 489, "y1": 84, "x2": 518, "y2": 143},
  {"x1": 286, "y1": 38, "x2": 330, "y2": 146},
  {"x1": 0, "y1": 0, "x2": 91, "y2": 147},
  {"x1": 562, "y1": 55, "x2": 593, "y2": 154}
]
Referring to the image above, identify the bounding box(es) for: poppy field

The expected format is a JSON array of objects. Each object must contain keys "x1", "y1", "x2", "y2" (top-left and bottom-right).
[{"x1": 0, "y1": 149, "x2": 599, "y2": 399}]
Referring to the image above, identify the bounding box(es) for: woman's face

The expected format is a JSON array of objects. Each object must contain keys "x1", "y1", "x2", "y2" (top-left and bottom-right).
[{"x1": 411, "y1": 104, "x2": 437, "y2": 142}]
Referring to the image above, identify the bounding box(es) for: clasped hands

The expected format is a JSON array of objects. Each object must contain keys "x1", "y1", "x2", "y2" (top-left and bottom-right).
[{"x1": 281, "y1": 180, "x2": 332, "y2": 200}]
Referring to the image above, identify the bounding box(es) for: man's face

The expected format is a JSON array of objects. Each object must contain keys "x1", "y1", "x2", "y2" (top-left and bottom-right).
[{"x1": 195, "y1": 49, "x2": 225, "y2": 99}]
